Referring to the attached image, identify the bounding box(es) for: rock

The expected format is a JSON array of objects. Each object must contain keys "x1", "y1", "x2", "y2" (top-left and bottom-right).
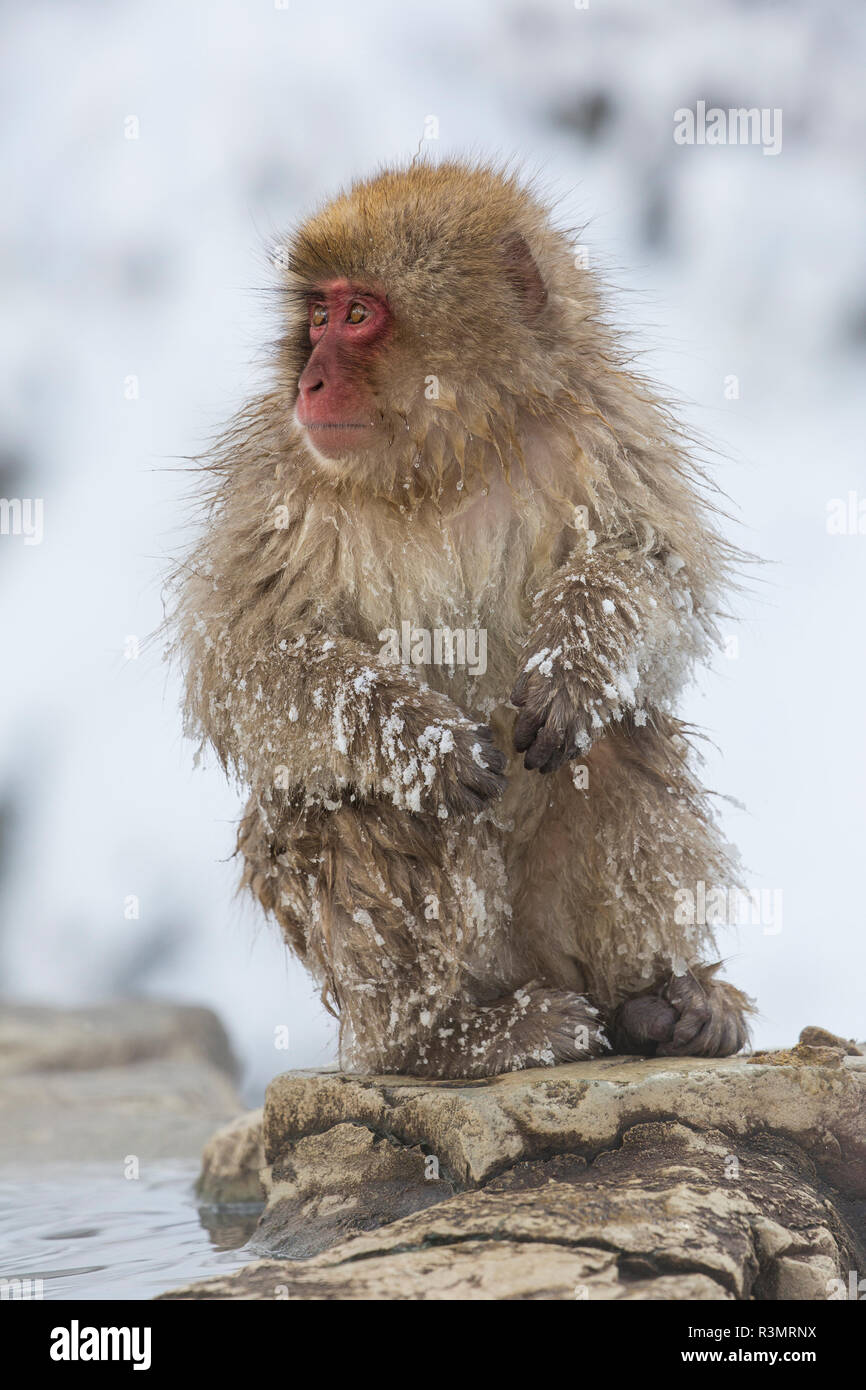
[
  {"x1": 749, "y1": 1042, "x2": 847, "y2": 1068},
  {"x1": 254, "y1": 1120, "x2": 454, "y2": 1256},
  {"x1": 799, "y1": 1025, "x2": 863, "y2": 1057},
  {"x1": 262, "y1": 1051, "x2": 866, "y2": 1199},
  {"x1": 161, "y1": 1120, "x2": 859, "y2": 1301},
  {"x1": 0, "y1": 1001, "x2": 238, "y2": 1078},
  {"x1": 161, "y1": 1043, "x2": 866, "y2": 1300},
  {"x1": 197, "y1": 1109, "x2": 266, "y2": 1205},
  {"x1": 0, "y1": 1003, "x2": 243, "y2": 1165},
  {"x1": 0, "y1": 1058, "x2": 243, "y2": 1165}
]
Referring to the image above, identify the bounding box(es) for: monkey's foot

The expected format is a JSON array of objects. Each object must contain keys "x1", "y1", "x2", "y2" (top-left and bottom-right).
[
  {"x1": 464, "y1": 984, "x2": 611, "y2": 1076},
  {"x1": 613, "y1": 966, "x2": 752, "y2": 1058},
  {"x1": 395, "y1": 984, "x2": 611, "y2": 1079}
]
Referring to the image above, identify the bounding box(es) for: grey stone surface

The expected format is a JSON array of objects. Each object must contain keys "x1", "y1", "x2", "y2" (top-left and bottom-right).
[
  {"x1": 163, "y1": 1119, "x2": 862, "y2": 1301},
  {"x1": 0, "y1": 1002, "x2": 243, "y2": 1164},
  {"x1": 262, "y1": 1048, "x2": 866, "y2": 1196},
  {"x1": 0, "y1": 1001, "x2": 237, "y2": 1078},
  {"x1": 254, "y1": 1120, "x2": 454, "y2": 1257},
  {"x1": 163, "y1": 1032, "x2": 866, "y2": 1300},
  {"x1": 197, "y1": 1108, "x2": 266, "y2": 1205}
]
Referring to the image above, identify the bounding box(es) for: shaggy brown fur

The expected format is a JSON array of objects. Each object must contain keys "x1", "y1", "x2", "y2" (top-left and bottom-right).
[{"x1": 169, "y1": 160, "x2": 753, "y2": 1077}]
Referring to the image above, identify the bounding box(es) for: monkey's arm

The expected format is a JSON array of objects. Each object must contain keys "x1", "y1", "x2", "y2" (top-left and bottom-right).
[
  {"x1": 184, "y1": 626, "x2": 506, "y2": 816},
  {"x1": 511, "y1": 537, "x2": 716, "y2": 771}
]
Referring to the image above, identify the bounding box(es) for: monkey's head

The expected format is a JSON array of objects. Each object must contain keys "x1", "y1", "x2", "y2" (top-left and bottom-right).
[{"x1": 279, "y1": 161, "x2": 597, "y2": 497}]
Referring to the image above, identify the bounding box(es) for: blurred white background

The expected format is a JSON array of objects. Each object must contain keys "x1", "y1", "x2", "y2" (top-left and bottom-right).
[{"x1": 2, "y1": 0, "x2": 864, "y2": 1101}]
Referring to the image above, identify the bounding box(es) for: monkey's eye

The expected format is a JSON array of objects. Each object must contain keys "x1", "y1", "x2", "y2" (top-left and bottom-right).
[
  {"x1": 347, "y1": 302, "x2": 368, "y2": 325},
  {"x1": 310, "y1": 304, "x2": 327, "y2": 327}
]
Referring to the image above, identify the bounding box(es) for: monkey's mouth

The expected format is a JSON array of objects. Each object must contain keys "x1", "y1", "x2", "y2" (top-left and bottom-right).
[
  {"x1": 306, "y1": 422, "x2": 370, "y2": 430},
  {"x1": 301, "y1": 420, "x2": 378, "y2": 458}
]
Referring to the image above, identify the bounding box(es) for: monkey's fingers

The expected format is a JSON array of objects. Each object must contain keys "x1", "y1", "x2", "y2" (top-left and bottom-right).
[
  {"x1": 443, "y1": 725, "x2": 508, "y2": 814},
  {"x1": 685, "y1": 1009, "x2": 744, "y2": 1057},
  {"x1": 656, "y1": 972, "x2": 711, "y2": 1052},
  {"x1": 513, "y1": 704, "x2": 547, "y2": 753},
  {"x1": 510, "y1": 671, "x2": 532, "y2": 708},
  {"x1": 471, "y1": 726, "x2": 508, "y2": 786},
  {"x1": 678, "y1": 984, "x2": 749, "y2": 1056},
  {"x1": 513, "y1": 679, "x2": 585, "y2": 772},
  {"x1": 615, "y1": 994, "x2": 678, "y2": 1051},
  {"x1": 658, "y1": 972, "x2": 750, "y2": 1057},
  {"x1": 613, "y1": 971, "x2": 750, "y2": 1058},
  {"x1": 658, "y1": 1010, "x2": 739, "y2": 1057},
  {"x1": 523, "y1": 723, "x2": 569, "y2": 772},
  {"x1": 474, "y1": 725, "x2": 508, "y2": 772},
  {"x1": 515, "y1": 690, "x2": 581, "y2": 771},
  {"x1": 658, "y1": 1007, "x2": 711, "y2": 1054}
]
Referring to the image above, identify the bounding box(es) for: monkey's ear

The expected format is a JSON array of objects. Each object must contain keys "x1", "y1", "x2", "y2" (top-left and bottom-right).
[{"x1": 502, "y1": 232, "x2": 548, "y2": 320}]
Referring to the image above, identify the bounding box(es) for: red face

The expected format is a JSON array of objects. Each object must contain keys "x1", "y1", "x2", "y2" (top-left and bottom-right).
[{"x1": 295, "y1": 279, "x2": 392, "y2": 458}]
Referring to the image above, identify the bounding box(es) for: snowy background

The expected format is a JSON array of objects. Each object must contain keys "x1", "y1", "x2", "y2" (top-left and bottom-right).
[{"x1": 2, "y1": 0, "x2": 864, "y2": 1102}]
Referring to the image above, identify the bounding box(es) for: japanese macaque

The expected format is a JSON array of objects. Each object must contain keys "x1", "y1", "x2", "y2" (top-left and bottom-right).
[{"x1": 170, "y1": 160, "x2": 753, "y2": 1078}]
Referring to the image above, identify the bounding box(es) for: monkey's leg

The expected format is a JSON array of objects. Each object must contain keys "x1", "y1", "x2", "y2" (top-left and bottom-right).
[
  {"x1": 239, "y1": 793, "x2": 608, "y2": 1078},
  {"x1": 522, "y1": 718, "x2": 752, "y2": 1059},
  {"x1": 237, "y1": 797, "x2": 313, "y2": 966}
]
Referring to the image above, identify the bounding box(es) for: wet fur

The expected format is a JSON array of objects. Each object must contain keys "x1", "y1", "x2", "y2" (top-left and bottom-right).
[{"x1": 169, "y1": 160, "x2": 753, "y2": 1077}]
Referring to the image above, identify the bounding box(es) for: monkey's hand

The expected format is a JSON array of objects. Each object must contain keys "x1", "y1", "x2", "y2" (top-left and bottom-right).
[
  {"x1": 510, "y1": 656, "x2": 595, "y2": 773},
  {"x1": 383, "y1": 692, "x2": 508, "y2": 817},
  {"x1": 612, "y1": 965, "x2": 752, "y2": 1058},
  {"x1": 441, "y1": 721, "x2": 509, "y2": 816}
]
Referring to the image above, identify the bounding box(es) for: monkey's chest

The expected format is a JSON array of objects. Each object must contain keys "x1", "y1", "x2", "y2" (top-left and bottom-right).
[
  {"x1": 350, "y1": 494, "x2": 529, "y2": 711},
  {"x1": 358, "y1": 502, "x2": 518, "y2": 628}
]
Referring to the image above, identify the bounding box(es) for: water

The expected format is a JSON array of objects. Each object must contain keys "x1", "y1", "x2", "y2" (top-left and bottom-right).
[{"x1": 0, "y1": 1162, "x2": 262, "y2": 1300}]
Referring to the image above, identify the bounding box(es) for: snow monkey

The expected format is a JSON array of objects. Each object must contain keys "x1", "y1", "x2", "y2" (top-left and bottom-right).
[{"x1": 171, "y1": 160, "x2": 753, "y2": 1078}]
